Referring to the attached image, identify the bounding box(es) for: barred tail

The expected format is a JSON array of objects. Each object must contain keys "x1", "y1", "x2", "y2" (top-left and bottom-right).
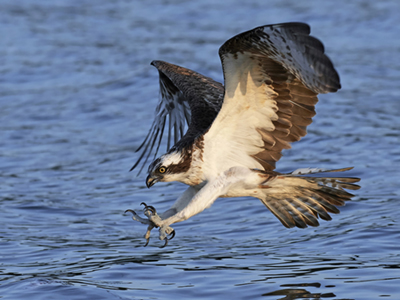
[{"x1": 259, "y1": 167, "x2": 360, "y2": 228}]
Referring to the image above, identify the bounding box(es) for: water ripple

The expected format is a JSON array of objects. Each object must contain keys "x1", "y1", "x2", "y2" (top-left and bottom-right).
[{"x1": 1, "y1": 0, "x2": 400, "y2": 299}]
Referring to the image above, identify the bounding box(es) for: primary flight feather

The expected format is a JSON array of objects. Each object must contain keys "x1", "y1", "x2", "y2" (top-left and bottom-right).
[{"x1": 126, "y1": 22, "x2": 360, "y2": 247}]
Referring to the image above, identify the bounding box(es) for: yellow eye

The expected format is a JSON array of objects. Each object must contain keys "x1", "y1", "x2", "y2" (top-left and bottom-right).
[{"x1": 158, "y1": 166, "x2": 167, "y2": 174}]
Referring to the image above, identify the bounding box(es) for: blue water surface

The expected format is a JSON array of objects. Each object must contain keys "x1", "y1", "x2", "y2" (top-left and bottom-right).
[{"x1": 1, "y1": 0, "x2": 399, "y2": 299}]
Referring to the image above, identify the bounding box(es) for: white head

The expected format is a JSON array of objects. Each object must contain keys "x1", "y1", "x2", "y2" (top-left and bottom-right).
[{"x1": 146, "y1": 150, "x2": 191, "y2": 187}]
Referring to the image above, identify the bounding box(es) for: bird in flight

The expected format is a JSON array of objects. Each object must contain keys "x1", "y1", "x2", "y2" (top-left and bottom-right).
[{"x1": 125, "y1": 22, "x2": 360, "y2": 247}]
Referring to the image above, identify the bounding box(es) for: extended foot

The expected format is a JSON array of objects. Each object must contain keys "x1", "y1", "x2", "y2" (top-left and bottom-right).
[{"x1": 125, "y1": 202, "x2": 175, "y2": 247}]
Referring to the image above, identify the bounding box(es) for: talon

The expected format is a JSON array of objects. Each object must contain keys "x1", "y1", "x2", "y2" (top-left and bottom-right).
[
  {"x1": 125, "y1": 209, "x2": 137, "y2": 215},
  {"x1": 125, "y1": 208, "x2": 152, "y2": 225},
  {"x1": 143, "y1": 224, "x2": 154, "y2": 247},
  {"x1": 159, "y1": 230, "x2": 175, "y2": 248},
  {"x1": 146, "y1": 206, "x2": 156, "y2": 214},
  {"x1": 125, "y1": 207, "x2": 159, "y2": 247},
  {"x1": 140, "y1": 202, "x2": 156, "y2": 214},
  {"x1": 160, "y1": 238, "x2": 169, "y2": 248}
]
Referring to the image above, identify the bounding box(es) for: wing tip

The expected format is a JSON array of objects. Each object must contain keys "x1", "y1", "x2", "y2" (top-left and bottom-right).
[
  {"x1": 151, "y1": 60, "x2": 167, "y2": 69},
  {"x1": 256, "y1": 22, "x2": 311, "y2": 35},
  {"x1": 273, "y1": 22, "x2": 310, "y2": 32}
]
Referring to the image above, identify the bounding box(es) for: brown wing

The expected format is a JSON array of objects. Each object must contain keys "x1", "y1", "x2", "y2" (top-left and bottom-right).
[
  {"x1": 131, "y1": 61, "x2": 224, "y2": 172},
  {"x1": 208, "y1": 22, "x2": 341, "y2": 171},
  {"x1": 253, "y1": 59, "x2": 321, "y2": 170}
]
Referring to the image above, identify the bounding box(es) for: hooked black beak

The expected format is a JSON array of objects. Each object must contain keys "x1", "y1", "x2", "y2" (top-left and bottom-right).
[{"x1": 146, "y1": 174, "x2": 158, "y2": 188}]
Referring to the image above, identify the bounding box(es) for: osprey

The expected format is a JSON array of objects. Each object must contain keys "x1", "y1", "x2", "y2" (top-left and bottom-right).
[{"x1": 126, "y1": 22, "x2": 360, "y2": 247}]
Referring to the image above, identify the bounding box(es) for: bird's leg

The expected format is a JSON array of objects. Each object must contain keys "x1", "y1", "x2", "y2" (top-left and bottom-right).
[
  {"x1": 125, "y1": 203, "x2": 175, "y2": 247},
  {"x1": 135, "y1": 186, "x2": 201, "y2": 247},
  {"x1": 125, "y1": 208, "x2": 155, "y2": 247},
  {"x1": 125, "y1": 184, "x2": 205, "y2": 247},
  {"x1": 152, "y1": 167, "x2": 252, "y2": 242},
  {"x1": 141, "y1": 202, "x2": 176, "y2": 247},
  {"x1": 126, "y1": 168, "x2": 250, "y2": 247}
]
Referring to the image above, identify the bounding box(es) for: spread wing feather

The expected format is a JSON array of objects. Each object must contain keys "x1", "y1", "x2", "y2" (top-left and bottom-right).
[
  {"x1": 131, "y1": 61, "x2": 224, "y2": 173},
  {"x1": 203, "y1": 22, "x2": 341, "y2": 174}
]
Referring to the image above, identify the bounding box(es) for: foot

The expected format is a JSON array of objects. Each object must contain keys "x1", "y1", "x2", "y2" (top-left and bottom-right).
[{"x1": 125, "y1": 202, "x2": 175, "y2": 247}]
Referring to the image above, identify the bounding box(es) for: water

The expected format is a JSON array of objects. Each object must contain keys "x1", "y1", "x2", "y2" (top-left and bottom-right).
[{"x1": 1, "y1": 0, "x2": 399, "y2": 299}]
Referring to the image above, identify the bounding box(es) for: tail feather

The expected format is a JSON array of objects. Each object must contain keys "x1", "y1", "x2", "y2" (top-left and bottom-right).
[
  {"x1": 290, "y1": 166, "x2": 355, "y2": 175},
  {"x1": 281, "y1": 199, "x2": 308, "y2": 228},
  {"x1": 265, "y1": 200, "x2": 299, "y2": 228},
  {"x1": 308, "y1": 177, "x2": 360, "y2": 191},
  {"x1": 282, "y1": 198, "x2": 321, "y2": 228},
  {"x1": 311, "y1": 189, "x2": 346, "y2": 206},
  {"x1": 299, "y1": 194, "x2": 333, "y2": 220},
  {"x1": 258, "y1": 167, "x2": 360, "y2": 229}
]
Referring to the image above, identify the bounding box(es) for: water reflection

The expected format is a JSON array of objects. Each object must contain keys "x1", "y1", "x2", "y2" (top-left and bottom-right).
[{"x1": 263, "y1": 286, "x2": 336, "y2": 300}]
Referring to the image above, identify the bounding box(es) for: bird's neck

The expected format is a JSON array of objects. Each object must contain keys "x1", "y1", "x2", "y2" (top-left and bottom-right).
[{"x1": 178, "y1": 136, "x2": 206, "y2": 186}]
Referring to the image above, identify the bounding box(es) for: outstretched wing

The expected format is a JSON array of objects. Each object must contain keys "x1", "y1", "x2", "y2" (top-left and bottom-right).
[
  {"x1": 131, "y1": 60, "x2": 224, "y2": 173},
  {"x1": 203, "y1": 22, "x2": 341, "y2": 174}
]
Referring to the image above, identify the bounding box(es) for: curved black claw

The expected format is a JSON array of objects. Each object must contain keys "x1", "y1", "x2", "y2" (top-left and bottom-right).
[
  {"x1": 160, "y1": 239, "x2": 168, "y2": 248},
  {"x1": 144, "y1": 237, "x2": 150, "y2": 247},
  {"x1": 160, "y1": 230, "x2": 175, "y2": 248},
  {"x1": 140, "y1": 202, "x2": 156, "y2": 214},
  {"x1": 125, "y1": 209, "x2": 137, "y2": 215},
  {"x1": 169, "y1": 229, "x2": 176, "y2": 240}
]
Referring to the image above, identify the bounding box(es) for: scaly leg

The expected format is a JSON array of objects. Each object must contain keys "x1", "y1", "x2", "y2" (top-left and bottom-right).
[
  {"x1": 126, "y1": 169, "x2": 249, "y2": 247},
  {"x1": 125, "y1": 186, "x2": 201, "y2": 247}
]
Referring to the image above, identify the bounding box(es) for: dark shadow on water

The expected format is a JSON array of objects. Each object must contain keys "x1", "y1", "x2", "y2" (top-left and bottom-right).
[{"x1": 263, "y1": 286, "x2": 337, "y2": 299}]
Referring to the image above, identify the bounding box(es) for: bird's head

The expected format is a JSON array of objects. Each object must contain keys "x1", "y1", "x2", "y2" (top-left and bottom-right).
[{"x1": 146, "y1": 150, "x2": 188, "y2": 188}]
